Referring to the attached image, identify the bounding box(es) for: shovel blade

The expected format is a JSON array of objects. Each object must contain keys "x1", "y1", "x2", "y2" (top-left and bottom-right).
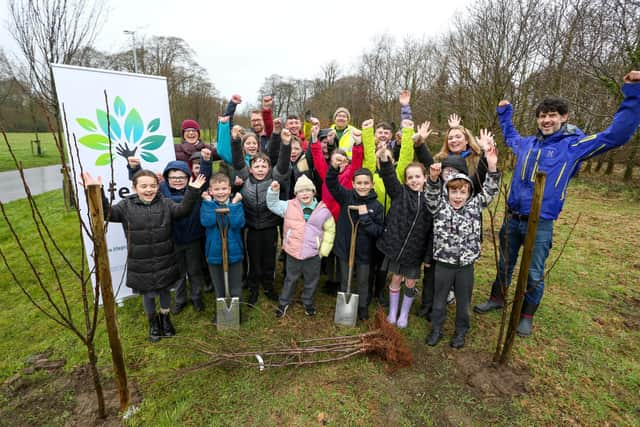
[
  {"x1": 334, "y1": 291, "x2": 359, "y2": 326},
  {"x1": 216, "y1": 297, "x2": 240, "y2": 330}
]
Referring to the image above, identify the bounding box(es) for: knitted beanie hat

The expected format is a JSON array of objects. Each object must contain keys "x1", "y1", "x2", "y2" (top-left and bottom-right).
[
  {"x1": 181, "y1": 119, "x2": 200, "y2": 135},
  {"x1": 333, "y1": 107, "x2": 351, "y2": 123},
  {"x1": 441, "y1": 155, "x2": 469, "y2": 176},
  {"x1": 294, "y1": 175, "x2": 316, "y2": 194}
]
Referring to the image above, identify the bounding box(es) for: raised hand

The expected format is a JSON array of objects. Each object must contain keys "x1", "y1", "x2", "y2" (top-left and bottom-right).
[
  {"x1": 281, "y1": 128, "x2": 291, "y2": 144},
  {"x1": 477, "y1": 128, "x2": 495, "y2": 151},
  {"x1": 270, "y1": 180, "x2": 280, "y2": 192},
  {"x1": 311, "y1": 123, "x2": 320, "y2": 141},
  {"x1": 231, "y1": 94, "x2": 242, "y2": 104},
  {"x1": 419, "y1": 121, "x2": 432, "y2": 140},
  {"x1": 201, "y1": 148, "x2": 212, "y2": 161},
  {"x1": 273, "y1": 118, "x2": 282, "y2": 133},
  {"x1": 429, "y1": 162, "x2": 442, "y2": 181},
  {"x1": 231, "y1": 125, "x2": 244, "y2": 140},
  {"x1": 399, "y1": 90, "x2": 411, "y2": 106},
  {"x1": 201, "y1": 191, "x2": 212, "y2": 201},
  {"x1": 401, "y1": 119, "x2": 414, "y2": 130},
  {"x1": 357, "y1": 204, "x2": 368, "y2": 215},
  {"x1": 189, "y1": 174, "x2": 207, "y2": 189},
  {"x1": 376, "y1": 146, "x2": 390, "y2": 161},
  {"x1": 498, "y1": 100, "x2": 510, "y2": 107},
  {"x1": 362, "y1": 119, "x2": 374, "y2": 129},
  {"x1": 485, "y1": 143, "x2": 498, "y2": 172},
  {"x1": 234, "y1": 176, "x2": 244, "y2": 187},
  {"x1": 231, "y1": 192, "x2": 243, "y2": 204},
  {"x1": 127, "y1": 156, "x2": 140, "y2": 168},
  {"x1": 448, "y1": 113, "x2": 461, "y2": 128},
  {"x1": 352, "y1": 129, "x2": 362, "y2": 145},
  {"x1": 262, "y1": 95, "x2": 273, "y2": 110},
  {"x1": 623, "y1": 70, "x2": 640, "y2": 83},
  {"x1": 80, "y1": 171, "x2": 101, "y2": 188}
]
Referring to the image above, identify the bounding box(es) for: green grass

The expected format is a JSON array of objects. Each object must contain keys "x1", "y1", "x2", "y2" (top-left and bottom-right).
[
  {"x1": 0, "y1": 132, "x2": 62, "y2": 172},
  {"x1": 1, "y1": 175, "x2": 639, "y2": 426}
]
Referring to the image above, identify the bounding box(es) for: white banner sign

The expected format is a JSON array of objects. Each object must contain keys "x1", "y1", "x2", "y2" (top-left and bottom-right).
[{"x1": 51, "y1": 64, "x2": 176, "y2": 302}]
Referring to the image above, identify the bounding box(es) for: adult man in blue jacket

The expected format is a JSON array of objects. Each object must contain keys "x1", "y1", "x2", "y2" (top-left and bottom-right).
[{"x1": 474, "y1": 70, "x2": 640, "y2": 336}]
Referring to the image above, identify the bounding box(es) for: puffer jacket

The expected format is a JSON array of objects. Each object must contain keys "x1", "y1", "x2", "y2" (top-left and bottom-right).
[
  {"x1": 106, "y1": 187, "x2": 199, "y2": 292},
  {"x1": 326, "y1": 166, "x2": 384, "y2": 265},
  {"x1": 426, "y1": 172, "x2": 500, "y2": 266},
  {"x1": 376, "y1": 159, "x2": 432, "y2": 267},
  {"x1": 200, "y1": 199, "x2": 245, "y2": 265}
]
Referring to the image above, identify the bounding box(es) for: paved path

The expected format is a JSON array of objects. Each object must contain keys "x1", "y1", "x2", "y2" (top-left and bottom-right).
[{"x1": 0, "y1": 165, "x2": 64, "y2": 203}]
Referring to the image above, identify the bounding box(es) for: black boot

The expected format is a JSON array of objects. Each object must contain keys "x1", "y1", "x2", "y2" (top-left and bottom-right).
[
  {"x1": 148, "y1": 313, "x2": 161, "y2": 343},
  {"x1": 248, "y1": 285, "x2": 259, "y2": 307},
  {"x1": 263, "y1": 280, "x2": 278, "y2": 302},
  {"x1": 450, "y1": 331, "x2": 466, "y2": 349},
  {"x1": 426, "y1": 329, "x2": 443, "y2": 346},
  {"x1": 159, "y1": 311, "x2": 175, "y2": 337}
]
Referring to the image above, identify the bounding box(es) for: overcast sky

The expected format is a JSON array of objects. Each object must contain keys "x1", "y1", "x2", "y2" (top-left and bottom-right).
[{"x1": 1, "y1": 0, "x2": 472, "y2": 104}]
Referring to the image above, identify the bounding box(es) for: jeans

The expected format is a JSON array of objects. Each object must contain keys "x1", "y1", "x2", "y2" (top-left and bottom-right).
[{"x1": 490, "y1": 217, "x2": 553, "y2": 305}]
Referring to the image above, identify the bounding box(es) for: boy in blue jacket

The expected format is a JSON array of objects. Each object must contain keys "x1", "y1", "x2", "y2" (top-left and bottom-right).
[{"x1": 200, "y1": 173, "x2": 245, "y2": 323}]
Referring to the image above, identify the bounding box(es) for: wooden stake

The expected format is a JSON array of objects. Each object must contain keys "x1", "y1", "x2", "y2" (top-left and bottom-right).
[
  {"x1": 499, "y1": 172, "x2": 546, "y2": 365},
  {"x1": 86, "y1": 184, "x2": 130, "y2": 411}
]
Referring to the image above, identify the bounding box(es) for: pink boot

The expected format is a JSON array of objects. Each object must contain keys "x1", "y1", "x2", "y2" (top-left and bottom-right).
[
  {"x1": 387, "y1": 289, "x2": 401, "y2": 325},
  {"x1": 397, "y1": 288, "x2": 417, "y2": 329}
]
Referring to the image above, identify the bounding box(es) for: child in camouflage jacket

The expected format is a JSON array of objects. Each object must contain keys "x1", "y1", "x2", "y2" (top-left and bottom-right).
[{"x1": 424, "y1": 137, "x2": 499, "y2": 349}]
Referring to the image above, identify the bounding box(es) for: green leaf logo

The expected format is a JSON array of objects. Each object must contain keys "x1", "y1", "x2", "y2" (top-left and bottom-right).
[{"x1": 75, "y1": 96, "x2": 167, "y2": 166}]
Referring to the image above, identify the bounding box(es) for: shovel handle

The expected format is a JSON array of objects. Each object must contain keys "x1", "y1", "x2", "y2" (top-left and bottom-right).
[
  {"x1": 348, "y1": 205, "x2": 360, "y2": 211},
  {"x1": 215, "y1": 207, "x2": 230, "y2": 214}
]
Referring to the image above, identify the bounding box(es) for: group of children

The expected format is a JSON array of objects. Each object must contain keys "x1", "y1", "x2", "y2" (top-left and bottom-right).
[{"x1": 82, "y1": 91, "x2": 501, "y2": 349}]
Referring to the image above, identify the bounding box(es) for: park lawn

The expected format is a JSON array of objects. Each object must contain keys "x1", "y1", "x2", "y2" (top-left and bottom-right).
[
  {"x1": 0, "y1": 176, "x2": 639, "y2": 426},
  {"x1": 0, "y1": 132, "x2": 189, "y2": 172},
  {"x1": 0, "y1": 132, "x2": 62, "y2": 172}
]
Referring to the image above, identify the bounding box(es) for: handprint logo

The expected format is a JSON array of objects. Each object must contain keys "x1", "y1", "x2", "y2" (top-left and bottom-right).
[{"x1": 75, "y1": 96, "x2": 166, "y2": 165}]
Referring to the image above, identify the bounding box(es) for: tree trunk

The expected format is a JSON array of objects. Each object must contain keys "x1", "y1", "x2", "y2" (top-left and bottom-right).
[
  {"x1": 594, "y1": 152, "x2": 607, "y2": 173},
  {"x1": 623, "y1": 134, "x2": 640, "y2": 183},
  {"x1": 86, "y1": 341, "x2": 106, "y2": 418},
  {"x1": 499, "y1": 172, "x2": 546, "y2": 365},
  {"x1": 87, "y1": 184, "x2": 130, "y2": 412},
  {"x1": 604, "y1": 154, "x2": 615, "y2": 175}
]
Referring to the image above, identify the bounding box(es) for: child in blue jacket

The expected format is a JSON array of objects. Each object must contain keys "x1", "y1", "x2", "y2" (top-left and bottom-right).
[{"x1": 200, "y1": 173, "x2": 245, "y2": 323}]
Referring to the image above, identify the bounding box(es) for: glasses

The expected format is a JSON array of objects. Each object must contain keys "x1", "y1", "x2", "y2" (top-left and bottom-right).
[{"x1": 168, "y1": 176, "x2": 188, "y2": 181}]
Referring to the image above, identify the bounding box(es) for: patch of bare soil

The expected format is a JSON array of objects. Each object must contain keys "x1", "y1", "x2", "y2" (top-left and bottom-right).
[
  {"x1": 449, "y1": 350, "x2": 530, "y2": 398},
  {"x1": 1, "y1": 353, "x2": 140, "y2": 427}
]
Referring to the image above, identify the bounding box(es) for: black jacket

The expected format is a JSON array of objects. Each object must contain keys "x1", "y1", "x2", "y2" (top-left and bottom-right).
[
  {"x1": 106, "y1": 187, "x2": 199, "y2": 292},
  {"x1": 326, "y1": 166, "x2": 384, "y2": 265},
  {"x1": 376, "y1": 160, "x2": 432, "y2": 266}
]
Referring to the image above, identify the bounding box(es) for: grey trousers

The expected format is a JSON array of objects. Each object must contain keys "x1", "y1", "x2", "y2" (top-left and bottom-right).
[
  {"x1": 431, "y1": 262, "x2": 474, "y2": 334},
  {"x1": 208, "y1": 262, "x2": 243, "y2": 300},
  {"x1": 142, "y1": 289, "x2": 171, "y2": 314},
  {"x1": 174, "y1": 240, "x2": 205, "y2": 304},
  {"x1": 339, "y1": 259, "x2": 369, "y2": 309},
  {"x1": 279, "y1": 255, "x2": 321, "y2": 307}
]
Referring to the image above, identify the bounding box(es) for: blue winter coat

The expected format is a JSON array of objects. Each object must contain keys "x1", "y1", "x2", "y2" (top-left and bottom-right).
[
  {"x1": 200, "y1": 199, "x2": 245, "y2": 265},
  {"x1": 501, "y1": 82, "x2": 640, "y2": 220}
]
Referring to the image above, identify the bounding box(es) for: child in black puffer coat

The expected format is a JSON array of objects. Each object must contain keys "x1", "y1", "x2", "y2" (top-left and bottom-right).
[
  {"x1": 82, "y1": 170, "x2": 206, "y2": 342},
  {"x1": 375, "y1": 141, "x2": 432, "y2": 329}
]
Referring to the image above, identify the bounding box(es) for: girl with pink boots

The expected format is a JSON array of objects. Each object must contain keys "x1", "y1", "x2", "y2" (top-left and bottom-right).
[{"x1": 374, "y1": 122, "x2": 431, "y2": 328}]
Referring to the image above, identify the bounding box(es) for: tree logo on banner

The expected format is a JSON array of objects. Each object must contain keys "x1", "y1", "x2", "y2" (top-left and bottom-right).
[{"x1": 75, "y1": 96, "x2": 166, "y2": 165}]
